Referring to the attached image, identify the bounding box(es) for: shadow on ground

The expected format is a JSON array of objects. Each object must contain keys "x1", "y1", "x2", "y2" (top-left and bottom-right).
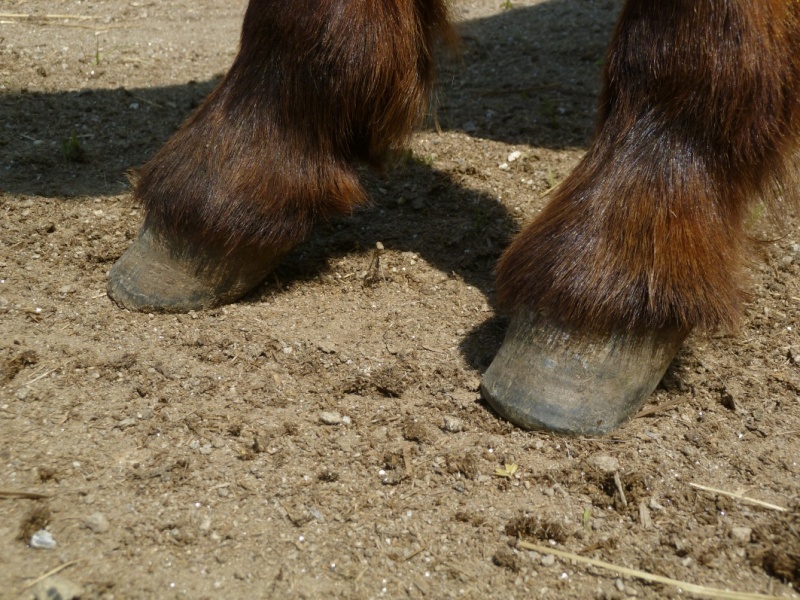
[{"x1": 1, "y1": 0, "x2": 619, "y2": 370}]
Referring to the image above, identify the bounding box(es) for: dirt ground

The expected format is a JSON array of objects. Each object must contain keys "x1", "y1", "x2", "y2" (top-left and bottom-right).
[{"x1": 1, "y1": 1, "x2": 799, "y2": 598}]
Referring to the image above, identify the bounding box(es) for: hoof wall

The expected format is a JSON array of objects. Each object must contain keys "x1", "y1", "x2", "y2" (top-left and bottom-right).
[
  {"x1": 481, "y1": 312, "x2": 687, "y2": 435},
  {"x1": 108, "y1": 221, "x2": 281, "y2": 313}
]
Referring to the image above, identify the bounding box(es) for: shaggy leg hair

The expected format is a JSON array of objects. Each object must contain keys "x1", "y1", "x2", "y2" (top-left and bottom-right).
[
  {"x1": 496, "y1": 0, "x2": 800, "y2": 334},
  {"x1": 134, "y1": 0, "x2": 454, "y2": 256}
]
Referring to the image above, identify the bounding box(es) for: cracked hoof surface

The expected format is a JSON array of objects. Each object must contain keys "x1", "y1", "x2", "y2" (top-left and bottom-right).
[
  {"x1": 481, "y1": 311, "x2": 687, "y2": 435},
  {"x1": 108, "y1": 220, "x2": 282, "y2": 313}
]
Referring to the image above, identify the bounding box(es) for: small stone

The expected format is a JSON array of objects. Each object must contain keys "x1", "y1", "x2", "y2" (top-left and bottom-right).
[
  {"x1": 318, "y1": 340, "x2": 336, "y2": 354},
  {"x1": 32, "y1": 576, "x2": 84, "y2": 600},
  {"x1": 587, "y1": 454, "x2": 619, "y2": 474},
  {"x1": 199, "y1": 444, "x2": 213, "y2": 455},
  {"x1": 15, "y1": 387, "x2": 29, "y2": 400},
  {"x1": 788, "y1": 347, "x2": 799, "y2": 365},
  {"x1": 30, "y1": 529, "x2": 56, "y2": 549},
  {"x1": 624, "y1": 585, "x2": 639, "y2": 597},
  {"x1": 507, "y1": 150, "x2": 522, "y2": 162},
  {"x1": 730, "y1": 526, "x2": 752, "y2": 543},
  {"x1": 441, "y1": 416, "x2": 463, "y2": 433},
  {"x1": 541, "y1": 554, "x2": 556, "y2": 567},
  {"x1": 84, "y1": 512, "x2": 110, "y2": 533},
  {"x1": 638, "y1": 501, "x2": 652, "y2": 529},
  {"x1": 319, "y1": 411, "x2": 343, "y2": 425}
]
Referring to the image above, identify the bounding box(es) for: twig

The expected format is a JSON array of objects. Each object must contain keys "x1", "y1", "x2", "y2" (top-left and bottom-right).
[
  {"x1": 688, "y1": 483, "x2": 788, "y2": 512},
  {"x1": 517, "y1": 542, "x2": 782, "y2": 600},
  {"x1": 402, "y1": 443, "x2": 414, "y2": 479},
  {"x1": 24, "y1": 367, "x2": 59, "y2": 387},
  {"x1": 0, "y1": 490, "x2": 51, "y2": 500},
  {"x1": 421, "y1": 346, "x2": 445, "y2": 354},
  {"x1": 129, "y1": 94, "x2": 164, "y2": 109},
  {"x1": 363, "y1": 242, "x2": 386, "y2": 287},
  {"x1": 45, "y1": 23, "x2": 126, "y2": 31},
  {"x1": 0, "y1": 13, "x2": 102, "y2": 20},
  {"x1": 22, "y1": 560, "x2": 81, "y2": 590},
  {"x1": 474, "y1": 82, "x2": 562, "y2": 97},
  {"x1": 613, "y1": 472, "x2": 628, "y2": 508},
  {"x1": 404, "y1": 545, "x2": 427, "y2": 562},
  {"x1": 636, "y1": 398, "x2": 685, "y2": 418},
  {"x1": 539, "y1": 184, "x2": 557, "y2": 198}
]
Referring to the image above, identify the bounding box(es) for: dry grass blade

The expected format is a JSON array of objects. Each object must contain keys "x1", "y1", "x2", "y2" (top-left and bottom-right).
[
  {"x1": 689, "y1": 483, "x2": 788, "y2": 512},
  {"x1": 636, "y1": 397, "x2": 685, "y2": 418},
  {"x1": 0, "y1": 13, "x2": 101, "y2": 20},
  {"x1": 474, "y1": 82, "x2": 562, "y2": 97},
  {"x1": 0, "y1": 490, "x2": 51, "y2": 500},
  {"x1": 517, "y1": 541, "x2": 782, "y2": 600},
  {"x1": 24, "y1": 367, "x2": 59, "y2": 387},
  {"x1": 22, "y1": 560, "x2": 81, "y2": 590}
]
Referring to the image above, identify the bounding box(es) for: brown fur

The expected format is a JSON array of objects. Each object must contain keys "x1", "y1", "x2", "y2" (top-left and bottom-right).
[
  {"x1": 497, "y1": 0, "x2": 800, "y2": 333},
  {"x1": 135, "y1": 0, "x2": 454, "y2": 253}
]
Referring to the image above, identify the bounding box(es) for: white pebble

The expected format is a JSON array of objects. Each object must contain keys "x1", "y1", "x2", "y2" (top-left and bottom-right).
[
  {"x1": 730, "y1": 526, "x2": 752, "y2": 543},
  {"x1": 319, "y1": 411, "x2": 342, "y2": 425},
  {"x1": 30, "y1": 530, "x2": 57, "y2": 549},
  {"x1": 587, "y1": 454, "x2": 619, "y2": 474},
  {"x1": 84, "y1": 512, "x2": 110, "y2": 534},
  {"x1": 442, "y1": 416, "x2": 463, "y2": 433}
]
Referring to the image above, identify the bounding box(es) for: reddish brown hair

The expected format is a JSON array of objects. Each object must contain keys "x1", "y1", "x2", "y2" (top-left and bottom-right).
[
  {"x1": 497, "y1": 0, "x2": 800, "y2": 333},
  {"x1": 134, "y1": 0, "x2": 454, "y2": 254}
]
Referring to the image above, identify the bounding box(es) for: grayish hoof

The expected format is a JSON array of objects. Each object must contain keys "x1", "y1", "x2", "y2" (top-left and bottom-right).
[
  {"x1": 481, "y1": 311, "x2": 687, "y2": 435},
  {"x1": 108, "y1": 219, "x2": 282, "y2": 313}
]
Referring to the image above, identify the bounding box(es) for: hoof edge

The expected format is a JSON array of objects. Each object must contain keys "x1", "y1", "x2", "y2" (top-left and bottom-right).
[{"x1": 481, "y1": 311, "x2": 687, "y2": 435}]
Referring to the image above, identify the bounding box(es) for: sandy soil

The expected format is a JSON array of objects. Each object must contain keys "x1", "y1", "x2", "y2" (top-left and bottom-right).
[{"x1": 1, "y1": 1, "x2": 799, "y2": 598}]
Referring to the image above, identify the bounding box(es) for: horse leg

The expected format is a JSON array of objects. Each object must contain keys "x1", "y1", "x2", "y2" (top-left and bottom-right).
[
  {"x1": 482, "y1": 0, "x2": 800, "y2": 434},
  {"x1": 108, "y1": 0, "x2": 453, "y2": 312}
]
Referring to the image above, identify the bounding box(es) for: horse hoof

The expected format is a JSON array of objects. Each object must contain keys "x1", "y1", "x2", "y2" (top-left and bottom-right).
[
  {"x1": 108, "y1": 220, "x2": 282, "y2": 313},
  {"x1": 481, "y1": 311, "x2": 687, "y2": 435}
]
